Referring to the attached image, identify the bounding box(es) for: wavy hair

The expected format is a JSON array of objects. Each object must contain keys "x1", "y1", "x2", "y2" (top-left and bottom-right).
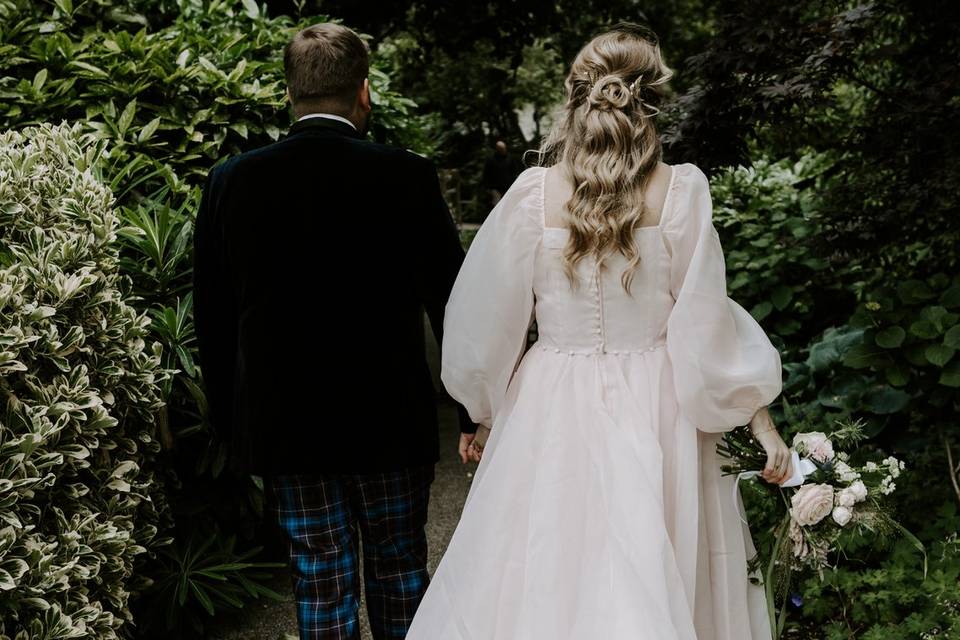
[{"x1": 538, "y1": 23, "x2": 673, "y2": 291}]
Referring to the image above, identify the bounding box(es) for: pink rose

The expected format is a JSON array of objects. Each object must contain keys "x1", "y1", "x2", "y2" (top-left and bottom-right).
[
  {"x1": 792, "y1": 431, "x2": 835, "y2": 462},
  {"x1": 790, "y1": 483, "x2": 834, "y2": 526},
  {"x1": 809, "y1": 439, "x2": 834, "y2": 462}
]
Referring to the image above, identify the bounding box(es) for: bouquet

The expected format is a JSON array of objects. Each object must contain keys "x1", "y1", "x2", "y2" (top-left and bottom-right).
[{"x1": 717, "y1": 418, "x2": 925, "y2": 638}]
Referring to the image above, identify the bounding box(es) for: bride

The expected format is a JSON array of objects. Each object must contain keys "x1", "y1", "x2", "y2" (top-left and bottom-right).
[{"x1": 408, "y1": 23, "x2": 792, "y2": 640}]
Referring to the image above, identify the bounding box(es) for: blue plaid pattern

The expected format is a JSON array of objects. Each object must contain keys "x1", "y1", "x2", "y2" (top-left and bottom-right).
[{"x1": 269, "y1": 465, "x2": 434, "y2": 640}]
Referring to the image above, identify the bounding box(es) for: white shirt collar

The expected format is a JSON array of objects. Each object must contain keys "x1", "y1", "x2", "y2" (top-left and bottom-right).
[{"x1": 296, "y1": 112, "x2": 357, "y2": 130}]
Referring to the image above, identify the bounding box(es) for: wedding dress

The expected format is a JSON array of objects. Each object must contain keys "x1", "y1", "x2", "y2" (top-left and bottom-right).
[{"x1": 407, "y1": 163, "x2": 782, "y2": 640}]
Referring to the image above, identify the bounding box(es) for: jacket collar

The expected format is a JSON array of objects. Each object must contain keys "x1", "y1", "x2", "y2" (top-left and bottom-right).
[{"x1": 287, "y1": 116, "x2": 365, "y2": 140}]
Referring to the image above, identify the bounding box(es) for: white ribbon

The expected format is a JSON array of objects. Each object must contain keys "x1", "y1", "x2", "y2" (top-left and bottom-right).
[{"x1": 732, "y1": 450, "x2": 818, "y2": 525}]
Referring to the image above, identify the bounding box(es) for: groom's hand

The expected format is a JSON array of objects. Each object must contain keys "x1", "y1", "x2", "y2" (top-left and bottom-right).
[
  {"x1": 459, "y1": 426, "x2": 491, "y2": 464},
  {"x1": 458, "y1": 433, "x2": 476, "y2": 464}
]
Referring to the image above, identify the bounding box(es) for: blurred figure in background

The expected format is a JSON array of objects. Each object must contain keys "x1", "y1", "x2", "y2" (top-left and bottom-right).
[{"x1": 481, "y1": 138, "x2": 522, "y2": 208}]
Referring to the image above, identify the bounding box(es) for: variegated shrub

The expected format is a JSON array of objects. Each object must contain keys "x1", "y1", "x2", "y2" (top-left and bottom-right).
[{"x1": 0, "y1": 122, "x2": 168, "y2": 639}]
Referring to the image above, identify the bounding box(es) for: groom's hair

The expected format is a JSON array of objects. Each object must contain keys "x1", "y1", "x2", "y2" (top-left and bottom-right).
[{"x1": 284, "y1": 23, "x2": 369, "y2": 114}]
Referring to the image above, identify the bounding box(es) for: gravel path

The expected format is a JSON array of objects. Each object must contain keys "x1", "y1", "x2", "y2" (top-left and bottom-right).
[{"x1": 210, "y1": 323, "x2": 476, "y2": 640}]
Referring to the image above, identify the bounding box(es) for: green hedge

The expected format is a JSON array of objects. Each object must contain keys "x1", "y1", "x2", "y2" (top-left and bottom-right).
[{"x1": 0, "y1": 122, "x2": 168, "y2": 639}]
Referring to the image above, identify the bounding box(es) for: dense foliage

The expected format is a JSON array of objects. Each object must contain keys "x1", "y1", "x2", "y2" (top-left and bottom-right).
[
  {"x1": 663, "y1": 0, "x2": 960, "y2": 273},
  {"x1": 711, "y1": 157, "x2": 960, "y2": 638},
  {"x1": 0, "y1": 123, "x2": 167, "y2": 639}
]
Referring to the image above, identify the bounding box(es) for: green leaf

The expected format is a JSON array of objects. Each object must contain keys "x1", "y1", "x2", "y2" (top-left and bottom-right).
[
  {"x1": 940, "y1": 283, "x2": 960, "y2": 308},
  {"x1": 897, "y1": 280, "x2": 935, "y2": 304},
  {"x1": 944, "y1": 324, "x2": 960, "y2": 349},
  {"x1": 189, "y1": 580, "x2": 215, "y2": 615},
  {"x1": 228, "y1": 58, "x2": 248, "y2": 82},
  {"x1": 0, "y1": 527, "x2": 15, "y2": 555},
  {"x1": 32, "y1": 69, "x2": 47, "y2": 93},
  {"x1": 805, "y1": 326, "x2": 863, "y2": 373},
  {"x1": 0, "y1": 568, "x2": 13, "y2": 591},
  {"x1": 241, "y1": 0, "x2": 260, "y2": 19},
  {"x1": 138, "y1": 117, "x2": 161, "y2": 143},
  {"x1": 875, "y1": 326, "x2": 905, "y2": 348},
  {"x1": 925, "y1": 344, "x2": 955, "y2": 367},
  {"x1": 843, "y1": 343, "x2": 890, "y2": 369},
  {"x1": 862, "y1": 385, "x2": 910, "y2": 414},
  {"x1": 69, "y1": 60, "x2": 109, "y2": 77},
  {"x1": 750, "y1": 301, "x2": 773, "y2": 321},
  {"x1": 888, "y1": 520, "x2": 927, "y2": 579},
  {"x1": 229, "y1": 122, "x2": 248, "y2": 139},
  {"x1": 909, "y1": 320, "x2": 939, "y2": 339},
  {"x1": 771, "y1": 285, "x2": 793, "y2": 310},
  {"x1": 920, "y1": 305, "x2": 951, "y2": 330},
  {"x1": 118, "y1": 98, "x2": 137, "y2": 136},
  {"x1": 939, "y1": 362, "x2": 960, "y2": 387},
  {"x1": 884, "y1": 363, "x2": 910, "y2": 387},
  {"x1": 728, "y1": 271, "x2": 750, "y2": 291}
]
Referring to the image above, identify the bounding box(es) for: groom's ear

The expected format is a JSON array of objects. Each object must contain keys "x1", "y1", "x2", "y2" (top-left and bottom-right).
[{"x1": 358, "y1": 78, "x2": 371, "y2": 113}]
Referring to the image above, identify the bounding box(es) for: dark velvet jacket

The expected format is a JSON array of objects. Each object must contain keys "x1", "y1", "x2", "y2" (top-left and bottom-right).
[{"x1": 193, "y1": 116, "x2": 474, "y2": 475}]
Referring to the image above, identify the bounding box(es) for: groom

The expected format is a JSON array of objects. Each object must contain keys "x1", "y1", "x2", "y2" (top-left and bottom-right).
[{"x1": 192, "y1": 22, "x2": 476, "y2": 639}]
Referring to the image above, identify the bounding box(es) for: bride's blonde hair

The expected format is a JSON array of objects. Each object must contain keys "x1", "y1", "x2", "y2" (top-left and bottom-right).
[{"x1": 538, "y1": 24, "x2": 673, "y2": 291}]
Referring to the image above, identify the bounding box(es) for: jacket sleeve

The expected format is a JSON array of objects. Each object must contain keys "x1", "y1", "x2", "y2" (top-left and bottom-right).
[
  {"x1": 407, "y1": 157, "x2": 476, "y2": 433},
  {"x1": 192, "y1": 162, "x2": 239, "y2": 442}
]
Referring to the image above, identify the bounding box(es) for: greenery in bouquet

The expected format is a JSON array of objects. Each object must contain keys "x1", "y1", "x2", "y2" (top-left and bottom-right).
[{"x1": 718, "y1": 415, "x2": 925, "y2": 638}]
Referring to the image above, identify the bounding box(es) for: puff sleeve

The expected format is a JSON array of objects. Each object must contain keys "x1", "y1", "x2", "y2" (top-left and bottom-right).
[
  {"x1": 440, "y1": 167, "x2": 544, "y2": 429},
  {"x1": 663, "y1": 164, "x2": 783, "y2": 432}
]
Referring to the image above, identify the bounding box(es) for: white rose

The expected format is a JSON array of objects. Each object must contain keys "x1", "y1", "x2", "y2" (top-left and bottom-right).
[
  {"x1": 848, "y1": 480, "x2": 868, "y2": 502},
  {"x1": 834, "y1": 460, "x2": 860, "y2": 483},
  {"x1": 836, "y1": 488, "x2": 856, "y2": 507},
  {"x1": 790, "y1": 483, "x2": 834, "y2": 526},
  {"x1": 832, "y1": 505, "x2": 853, "y2": 526}
]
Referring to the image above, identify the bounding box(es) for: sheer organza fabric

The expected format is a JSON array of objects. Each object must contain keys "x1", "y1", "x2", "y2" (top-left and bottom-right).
[{"x1": 408, "y1": 163, "x2": 782, "y2": 640}]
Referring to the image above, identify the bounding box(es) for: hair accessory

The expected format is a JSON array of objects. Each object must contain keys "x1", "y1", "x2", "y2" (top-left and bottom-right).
[{"x1": 586, "y1": 75, "x2": 662, "y2": 117}]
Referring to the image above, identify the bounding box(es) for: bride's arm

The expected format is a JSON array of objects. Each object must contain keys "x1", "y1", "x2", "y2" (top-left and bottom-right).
[
  {"x1": 441, "y1": 169, "x2": 543, "y2": 453},
  {"x1": 662, "y1": 164, "x2": 784, "y2": 458}
]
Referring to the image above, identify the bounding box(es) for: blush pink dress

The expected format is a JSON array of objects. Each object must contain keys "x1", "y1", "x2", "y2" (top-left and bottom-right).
[{"x1": 407, "y1": 163, "x2": 783, "y2": 640}]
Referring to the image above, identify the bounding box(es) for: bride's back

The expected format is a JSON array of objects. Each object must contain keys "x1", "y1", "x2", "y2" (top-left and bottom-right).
[{"x1": 533, "y1": 163, "x2": 681, "y2": 356}]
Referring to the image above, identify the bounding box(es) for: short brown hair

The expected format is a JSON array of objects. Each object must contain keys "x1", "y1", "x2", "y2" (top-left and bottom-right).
[{"x1": 284, "y1": 23, "x2": 369, "y2": 111}]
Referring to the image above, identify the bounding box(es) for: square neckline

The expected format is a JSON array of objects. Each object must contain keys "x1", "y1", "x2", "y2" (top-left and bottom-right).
[{"x1": 539, "y1": 163, "x2": 679, "y2": 234}]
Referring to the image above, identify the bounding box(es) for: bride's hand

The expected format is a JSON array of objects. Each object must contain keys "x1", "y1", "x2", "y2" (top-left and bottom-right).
[
  {"x1": 749, "y1": 407, "x2": 792, "y2": 485},
  {"x1": 459, "y1": 425, "x2": 491, "y2": 464}
]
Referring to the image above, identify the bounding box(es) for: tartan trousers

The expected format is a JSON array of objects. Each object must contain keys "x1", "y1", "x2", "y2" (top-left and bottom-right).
[{"x1": 268, "y1": 464, "x2": 435, "y2": 640}]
